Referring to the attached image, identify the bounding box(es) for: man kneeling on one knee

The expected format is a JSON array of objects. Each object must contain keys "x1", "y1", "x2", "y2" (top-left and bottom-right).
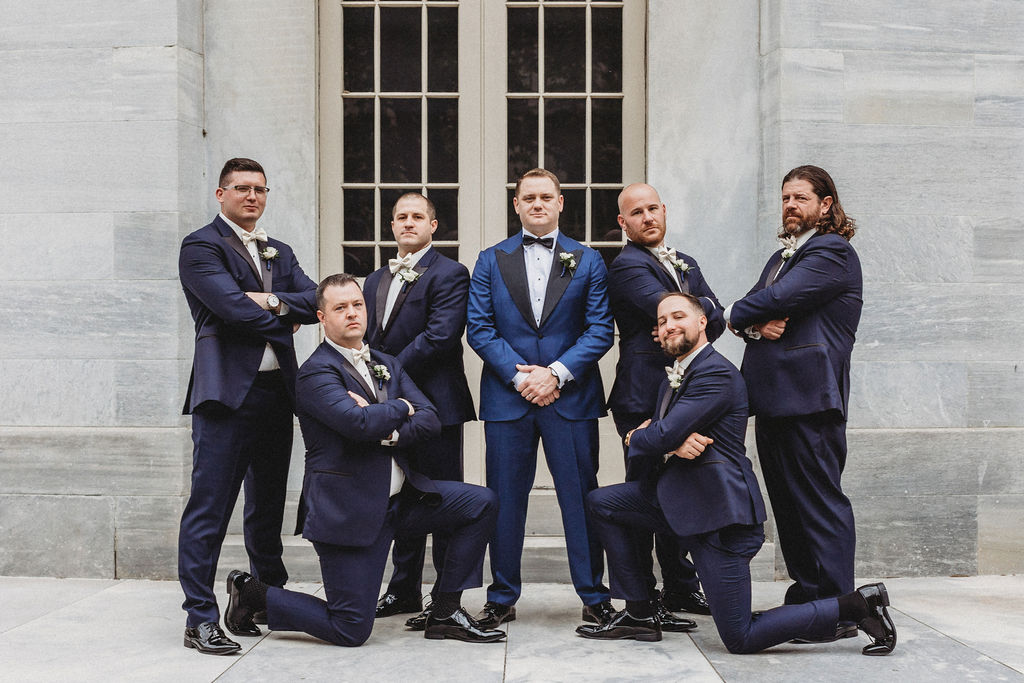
[
  {"x1": 578, "y1": 292, "x2": 896, "y2": 656},
  {"x1": 225, "y1": 273, "x2": 505, "y2": 646}
]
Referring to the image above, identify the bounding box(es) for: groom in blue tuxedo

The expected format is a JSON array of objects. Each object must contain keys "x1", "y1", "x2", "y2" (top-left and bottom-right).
[{"x1": 467, "y1": 168, "x2": 615, "y2": 628}]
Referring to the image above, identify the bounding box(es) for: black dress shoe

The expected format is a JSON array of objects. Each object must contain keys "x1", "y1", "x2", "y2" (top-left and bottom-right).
[
  {"x1": 225, "y1": 570, "x2": 265, "y2": 637},
  {"x1": 581, "y1": 600, "x2": 616, "y2": 625},
  {"x1": 184, "y1": 622, "x2": 241, "y2": 655},
  {"x1": 576, "y1": 609, "x2": 662, "y2": 642},
  {"x1": 474, "y1": 601, "x2": 516, "y2": 629},
  {"x1": 790, "y1": 622, "x2": 858, "y2": 644},
  {"x1": 425, "y1": 608, "x2": 507, "y2": 643},
  {"x1": 661, "y1": 589, "x2": 712, "y2": 615},
  {"x1": 657, "y1": 601, "x2": 698, "y2": 632},
  {"x1": 856, "y1": 583, "x2": 897, "y2": 656},
  {"x1": 405, "y1": 605, "x2": 433, "y2": 631},
  {"x1": 375, "y1": 592, "x2": 423, "y2": 618},
  {"x1": 251, "y1": 610, "x2": 268, "y2": 625}
]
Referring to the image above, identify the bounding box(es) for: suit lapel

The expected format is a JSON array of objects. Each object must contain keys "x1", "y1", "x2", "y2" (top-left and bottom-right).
[
  {"x1": 538, "y1": 240, "x2": 581, "y2": 328},
  {"x1": 337, "y1": 354, "x2": 377, "y2": 403},
  {"x1": 636, "y1": 243, "x2": 685, "y2": 294},
  {"x1": 657, "y1": 382, "x2": 674, "y2": 419},
  {"x1": 371, "y1": 352, "x2": 390, "y2": 402},
  {"x1": 386, "y1": 249, "x2": 434, "y2": 331},
  {"x1": 374, "y1": 271, "x2": 390, "y2": 332},
  {"x1": 261, "y1": 245, "x2": 274, "y2": 293},
  {"x1": 495, "y1": 243, "x2": 538, "y2": 331},
  {"x1": 222, "y1": 231, "x2": 262, "y2": 283}
]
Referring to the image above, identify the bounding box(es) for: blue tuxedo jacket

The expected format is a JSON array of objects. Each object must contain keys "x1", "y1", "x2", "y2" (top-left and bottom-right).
[
  {"x1": 628, "y1": 345, "x2": 767, "y2": 537},
  {"x1": 730, "y1": 232, "x2": 862, "y2": 419},
  {"x1": 467, "y1": 233, "x2": 614, "y2": 421},
  {"x1": 179, "y1": 215, "x2": 318, "y2": 413},
  {"x1": 607, "y1": 241, "x2": 726, "y2": 416},
  {"x1": 294, "y1": 343, "x2": 442, "y2": 547},
  {"x1": 363, "y1": 247, "x2": 476, "y2": 427}
]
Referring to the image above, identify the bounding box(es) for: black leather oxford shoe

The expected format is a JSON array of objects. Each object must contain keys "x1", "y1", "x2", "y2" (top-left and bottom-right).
[
  {"x1": 183, "y1": 622, "x2": 241, "y2": 655},
  {"x1": 405, "y1": 605, "x2": 433, "y2": 631},
  {"x1": 791, "y1": 622, "x2": 858, "y2": 644},
  {"x1": 657, "y1": 601, "x2": 698, "y2": 632},
  {"x1": 581, "y1": 600, "x2": 616, "y2": 626},
  {"x1": 576, "y1": 609, "x2": 662, "y2": 642},
  {"x1": 474, "y1": 601, "x2": 516, "y2": 629},
  {"x1": 856, "y1": 583, "x2": 897, "y2": 656},
  {"x1": 424, "y1": 608, "x2": 507, "y2": 643},
  {"x1": 225, "y1": 570, "x2": 264, "y2": 637},
  {"x1": 375, "y1": 592, "x2": 423, "y2": 618},
  {"x1": 661, "y1": 589, "x2": 712, "y2": 615},
  {"x1": 251, "y1": 609, "x2": 268, "y2": 625}
]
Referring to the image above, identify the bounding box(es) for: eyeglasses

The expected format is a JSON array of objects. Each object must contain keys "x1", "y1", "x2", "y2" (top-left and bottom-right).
[{"x1": 221, "y1": 185, "x2": 270, "y2": 196}]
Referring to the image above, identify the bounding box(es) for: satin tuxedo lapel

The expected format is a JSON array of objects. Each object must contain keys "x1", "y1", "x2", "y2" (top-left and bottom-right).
[
  {"x1": 374, "y1": 272, "x2": 390, "y2": 331},
  {"x1": 220, "y1": 225, "x2": 263, "y2": 285},
  {"x1": 539, "y1": 240, "x2": 582, "y2": 328},
  {"x1": 386, "y1": 250, "x2": 434, "y2": 332},
  {"x1": 495, "y1": 243, "x2": 537, "y2": 330},
  {"x1": 636, "y1": 244, "x2": 687, "y2": 294},
  {"x1": 337, "y1": 355, "x2": 377, "y2": 402}
]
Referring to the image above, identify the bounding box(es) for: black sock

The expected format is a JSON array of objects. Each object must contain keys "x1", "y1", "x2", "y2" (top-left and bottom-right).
[
  {"x1": 836, "y1": 591, "x2": 868, "y2": 622},
  {"x1": 626, "y1": 600, "x2": 654, "y2": 619},
  {"x1": 430, "y1": 591, "x2": 462, "y2": 620},
  {"x1": 241, "y1": 576, "x2": 268, "y2": 612}
]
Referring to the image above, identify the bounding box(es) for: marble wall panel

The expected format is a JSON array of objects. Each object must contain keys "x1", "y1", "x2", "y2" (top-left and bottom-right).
[
  {"x1": 0, "y1": 213, "x2": 116, "y2": 280},
  {"x1": 0, "y1": 494, "x2": 115, "y2": 577},
  {"x1": 0, "y1": 1, "x2": 177, "y2": 50},
  {"x1": 115, "y1": 361, "x2": 188, "y2": 426},
  {"x1": 176, "y1": 47, "x2": 204, "y2": 128},
  {"x1": 0, "y1": 427, "x2": 190, "y2": 495},
  {"x1": 776, "y1": 0, "x2": 1024, "y2": 55},
  {"x1": 844, "y1": 52, "x2": 974, "y2": 126},
  {"x1": 113, "y1": 46, "x2": 178, "y2": 121},
  {"x1": 973, "y1": 217, "x2": 1024, "y2": 283},
  {"x1": 855, "y1": 283, "x2": 1019, "y2": 362},
  {"x1": 975, "y1": 55, "x2": 1024, "y2": 128},
  {"x1": 0, "y1": 280, "x2": 179, "y2": 360},
  {"x1": 848, "y1": 362, "x2": 966, "y2": 429},
  {"x1": 0, "y1": 48, "x2": 112, "y2": 123},
  {"x1": 112, "y1": 212, "x2": 181, "y2": 280},
  {"x1": 114, "y1": 495, "x2": 185, "y2": 579},
  {"x1": 176, "y1": 0, "x2": 204, "y2": 55},
  {"x1": 978, "y1": 494, "x2": 1024, "y2": 574},
  {"x1": 854, "y1": 215, "x2": 972, "y2": 284},
  {"x1": 968, "y1": 362, "x2": 1024, "y2": 428},
  {"x1": 977, "y1": 435, "x2": 1024, "y2": 496},
  {"x1": 854, "y1": 494, "x2": 977, "y2": 577},
  {"x1": 779, "y1": 49, "x2": 844, "y2": 123}
]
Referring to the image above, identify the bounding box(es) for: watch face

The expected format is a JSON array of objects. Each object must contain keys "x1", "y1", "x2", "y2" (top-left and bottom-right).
[{"x1": 267, "y1": 295, "x2": 279, "y2": 307}]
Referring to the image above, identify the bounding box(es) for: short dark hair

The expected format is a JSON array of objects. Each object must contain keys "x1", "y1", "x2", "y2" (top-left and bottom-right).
[
  {"x1": 514, "y1": 168, "x2": 561, "y2": 197},
  {"x1": 316, "y1": 273, "x2": 360, "y2": 311},
  {"x1": 782, "y1": 165, "x2": 856, "y2": 241},
  {"x1": 391, "y1": 192, "x2": 436, "y2": 221},
  {"x1": 658, "y1": 291, "x2": 705, "y2": 317},
  {"x1": 219, "y1": 158, "x2": 266, "y2": 187}
]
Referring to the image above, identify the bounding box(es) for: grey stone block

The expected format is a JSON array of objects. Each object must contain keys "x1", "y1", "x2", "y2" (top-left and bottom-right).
[
  {"x1": 848, "y1": 361, "x2": 966, "y2": 429},
  {"x1": 0, "y1": 426, "x2": 190, "y2": 495},
  {"x1": 112, "y1": 212, "x2": 181, "y2": 280},
  {"x1": 113, "y1": 46, "x2": 178, "y2": 121},
  {"x1": 0, "y1": 1, "x2": 177, "y2": 50},
  {"x1": 854, "y1": 214, "x2": 972, "y2": 284},
  {"x1": 779, "y1": 49, "x2": 844, "y2": 123},
  {"x1": 969, "y1": 362, "x2": 1024, "y2": 428},
  {"x1": 0, "y1": 48, "x2": 111, "y2": 123},
  {"x1": 978, "y1": 494, "x2": 1024, "y2": 574},
  {"x1": 975, "y1": 55, "x2": 1024, "y2": 127},
  {"x1": 0, "y1": 494, "x2": 114, "y2": 577},
  {"x1": 0, "y1": 212, "x2": 116, "y2": 281},
  {"x1": 974, "y1": 216, "x2": 1024, "y2": 283}
]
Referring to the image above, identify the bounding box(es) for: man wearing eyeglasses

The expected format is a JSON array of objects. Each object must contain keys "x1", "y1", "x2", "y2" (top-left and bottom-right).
[{"x1": 177, "y1": 157, "x2": 318, "y2": 655}]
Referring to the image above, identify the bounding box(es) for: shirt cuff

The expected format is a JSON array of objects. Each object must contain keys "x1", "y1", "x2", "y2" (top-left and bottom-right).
[
  {"x1": 549, "y1": 361, "x2": 573, "y2": 388},
  {"x1": 275, "y1": 301, "x2": 290, "y2": 316},
  {"x1": 513, "y1": 370, "x2": 529, "y2": 391},
  {"x1": 723, "y1": 303, "x2": 733, "y2": 324},
  {"x1": 381, "y1": 429, "x2": 399, "y2": 446}
]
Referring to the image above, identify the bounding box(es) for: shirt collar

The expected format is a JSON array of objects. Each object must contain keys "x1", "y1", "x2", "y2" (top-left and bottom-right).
[
  {"x1": 220, "y1": 212, "x2": 264, "y2": 242},
  {"x1": 394, "y1": 244, "x2": 431, "y2": 271},
  {"x1": 324, "y1": 337, "x2": 369, "y2": 366},
  {"x1": 673, "y1": 341, "x2": 710, "y2": 375},
  {"x1": 792, "y1": 228, "x2": 815, "y2": 252}
]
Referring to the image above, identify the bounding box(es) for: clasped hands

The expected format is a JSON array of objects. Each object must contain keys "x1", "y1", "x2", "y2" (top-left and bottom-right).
[
  {"x1": 627, "y1": 418, "x2": 714, "y2": 460},
  {"x1": 515, "y1": 364, "x2": 560, "y2": 406}
]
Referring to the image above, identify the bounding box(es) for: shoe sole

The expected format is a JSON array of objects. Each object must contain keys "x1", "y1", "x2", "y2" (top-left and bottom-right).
[
  {"x1": 424, "y1": 627, "x2": 506, "y2": 643},
  {"x1": 577, "y1": 629, "x2": 662, "y2": 642},
  {"x1": 183, "y1": 637, "x2": 241, "y2": 655},
  {"x1": 476, "y1": 613, "x2": 516, "y2": 629}
]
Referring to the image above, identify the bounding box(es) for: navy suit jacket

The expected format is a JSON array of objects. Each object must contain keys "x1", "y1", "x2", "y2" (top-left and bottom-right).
[
  {"x1": 179, "y1": 215, "x2": 318, "y2": 413},
  {"x1": 628, "y1": 345, "x2": 767, "y2": 537},
  {"x1": 294, "y1": 343, "x2": 442, "y2": 547},
  {"x1": 363, "y1": 247, "x2": 476, "y2": 427},
  {"x1": 730, "y1": 232, "x2": 862, "y2": 419},
  {"x1": 607, "y1": 241, "x2": 726, "y2": 416},
  {"x1": 467, "y1": 233, "x2": 614, "y2": 421}
]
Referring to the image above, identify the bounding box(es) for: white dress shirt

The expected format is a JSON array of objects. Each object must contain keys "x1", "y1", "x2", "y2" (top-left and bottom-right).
[
  {"x1": 514, "y1": 229, "x2": 572, "y2": 389},
  {"x1": 382, "y1": 245, "x2": 430, "y2": 329}
]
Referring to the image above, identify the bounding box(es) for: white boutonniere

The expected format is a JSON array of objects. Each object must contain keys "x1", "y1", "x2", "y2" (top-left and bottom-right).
[
  {"x1": 397, "y1": 268, "x2": 420, "y2": 284},
  {"x1": 778, "y1": 235, "x2": 798, "y2": 261},
  {"x1": 559, "y1": 252, "x2": 577, "y2": 277},
  {"x1": 372, "y1": 364, "x2": 391, "y2": 388},
  {"x1": 666, "y1": 366, "x2": 684, "y2": 391},
  {"x1": 260, "y1": 246, "x2": 279, "y2": 261},
  {"x1": 672, "y1": 257, "x2": 690, "y2": 273}
]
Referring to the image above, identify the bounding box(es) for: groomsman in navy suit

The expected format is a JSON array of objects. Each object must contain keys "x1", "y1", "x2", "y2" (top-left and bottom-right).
[
  {"x1": 363, "y1": 193, "x2": 476, "y2": 627},
  {"x1": 580, "y1": 293, "x2": 895, "y2": 656},
  {"x1": 467, "y1": 168, "x2": 615, "y2": 627},
  {"x1": 178, "y1": 158, "x2": 318, "y2": 655},
  {"x1": 726, "y1": 165, "x2": 863, "y2": 639},
  {"x1": 224, "y1": 274, "x2": 504, "y2": 646},
  {"x1": 607, "y1": 183, "x2": 726, "y2": 620}
]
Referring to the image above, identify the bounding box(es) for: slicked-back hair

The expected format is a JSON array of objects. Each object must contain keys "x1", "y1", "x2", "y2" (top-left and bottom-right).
[
  {"x1": 782, "y1": 165, "x2": 857, "y2": 241},
  {"x1": 316, "y1": 273, "x2": 360, "y2": 312},
  {"x1": 514, "y1": 168, "x2": 561, "y2": 197},
  {"x1": 219, "y1": 157, "x2": 266, "y2": 187},
  {"x1": 391, "y1": 192, "x2": 436, "y2": 221},
  {"x1": 658, "y1": 291, "x2": 705, "y2": 318}
]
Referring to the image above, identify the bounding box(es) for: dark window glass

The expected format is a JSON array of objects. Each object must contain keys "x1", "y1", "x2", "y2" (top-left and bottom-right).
[
  {"x1": 428, "y1": 188, "x2": 459, "y2": 241},
  {"x1": 343, "y1": 98, "x2": 374, "y2": 183},
  {"x1": 544, "y1": 8, "x2": 585, "y2": 92},
  {"x1": 597, "y1": 245, "x2": 621, "y2": 271},
  {"x1": 591, "y1": 99, "x2": 622, "y2": 183},
  {"x1": 507, "y1": 98, "x2": 539, "y2": 183},
  {"x1": 427, "y1": 7, "x2": 458, "y2": 92},
  {"x1": 434, "y1": 245, "x2": 459, "y2": 262},
  {"x1": 344, "y1": 246, "x2": 375, "y2": 277},
  {"x1": 343, "y1": 189, "x2": 375, "y2": 242},
  {"x1": 380, "y1": 7, "x2": 420, "y2": 92},
  {"x1": 507, "y1": 8, "x2": 538, "y2": 92},
  {"x1": 507, "y1": 188, "x2": 519, "y2": 237},
  {"x1": 559, "y1": 188, "x2": 586, "y2": 241},
  {"x1": 591, "y1": 189, "x2": 623, "y2": 243},
  {"x1": 379, "y1": 245, "x2": 398, "y2": 264},
  {"x1": 544, "y1": 98, "x2": 585, "y2": 183},
  {"x1": 380, "y1": 98, "x2": 421, "y2": 183},
  {"x1": 591, "y1": 8, "x2": 622, "y2": 93},
  {"x1": 380, "y1": 187, "x2": 414, "y2": 238},
  {"x1": 343, "y1": 7, "x2": 373, "y2": 92},
  {"x1": 428, "y1": 98, "x2": 458, "y2": 183}
]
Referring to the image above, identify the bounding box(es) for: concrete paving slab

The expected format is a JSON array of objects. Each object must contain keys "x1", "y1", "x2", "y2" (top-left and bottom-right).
[{"x1": 0, "y1": 576, "x2": 117, "y2": 633}]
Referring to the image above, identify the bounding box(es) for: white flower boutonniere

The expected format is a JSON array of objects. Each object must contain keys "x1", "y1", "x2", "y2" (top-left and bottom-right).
[
  {"x1": 260, "y1": 246, "x2": 279, "y2": 262},
  {"x1": 372, "y1": 364, "x2": 391, "y2": 388},
  {"x1": 397, "y1": 268, "x2": 420, "y2": 284},
  {"x1": 672, "y1": 257, "x2": 691, "y2": 274},
  {"x1": 778, "y1": 235, "x2": 798, "y2": 261},
  {"x1": 666, "y1": 366, "x2": 684, "y2": 391},
  {"x1": 559, "y1": 252, "x2": 577, "y2": 277}
]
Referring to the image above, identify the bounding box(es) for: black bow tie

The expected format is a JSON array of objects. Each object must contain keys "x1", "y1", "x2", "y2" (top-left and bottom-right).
[{"x1": 522, "y1": 234, "x2": 554, "y2": 249}]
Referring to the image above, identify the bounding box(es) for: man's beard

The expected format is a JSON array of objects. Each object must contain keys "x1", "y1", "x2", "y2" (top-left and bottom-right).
[
  {"x1": 663, "y1": 333, "x2": 697, "y2": 358},
  {"x1": 781, "y1": 213, "x2": 817, "y2": 237}
]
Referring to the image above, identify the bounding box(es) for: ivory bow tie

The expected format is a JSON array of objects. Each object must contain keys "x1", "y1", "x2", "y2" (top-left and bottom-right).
[
  {"x1": 239, "y1": 228, "x2": 268, "y2": 245},
  {"x1": 354, "y1": 345, "x2": 372, "y2": 364},
  {"x1": 388, "y1": 255, "x2": 413, "y2": 275},
  {"x1": 655, "y1": 245, "x2": 676, "y2": 266}
]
